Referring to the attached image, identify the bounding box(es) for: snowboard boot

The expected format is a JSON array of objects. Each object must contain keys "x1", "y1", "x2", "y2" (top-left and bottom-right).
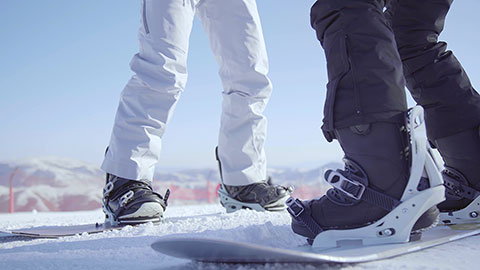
[
  {"x1": 288, "y1": 108, "x2": 444, "y2": 248},
  {"x1": 435, "y1": 127, "x2": 480, "y2": 224},
  {"x1": 218, "y1": 177, "x2": 293, "y2": 213},
  {"x1": 215, "y1": 148, "x2": 293, "y2": 213},
  {"x1": 102, "y1": 173, "x2": 170, "y2": 226}
]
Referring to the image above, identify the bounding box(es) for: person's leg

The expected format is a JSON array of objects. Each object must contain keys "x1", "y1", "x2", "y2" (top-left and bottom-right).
[
  {"x1": 101, "y1": 0, "x2": 196, "y2": 225},
  {"x1": 386, "y1": 0, "x2": 480, "y2": 216},
  {"x1": 289, "y1": 0, "x2": 439, "y2": 244},
  {"x1": 311, "y1": 0, "x2": 408, "y2": 138},
  {"x1": 195, "y1": 0, "x2": 291, "y2": 212},
  {"x1": 196, "y1": 0, "x2": 270, "y2": 186},
  {"x1": 385, "y1": 0, "x2": 480, "y2": 141},
  {"x1": 102, "y1": 0, "x2": 195, "y2": 182}
]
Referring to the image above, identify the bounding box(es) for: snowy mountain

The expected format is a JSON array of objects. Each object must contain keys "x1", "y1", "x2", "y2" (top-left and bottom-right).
[
  {"x1": 0, "y1": 157, "x2": 104, "y2": 212},
  {"x1": 0, "y1": 157, "x2": 340, "y2": 212}
]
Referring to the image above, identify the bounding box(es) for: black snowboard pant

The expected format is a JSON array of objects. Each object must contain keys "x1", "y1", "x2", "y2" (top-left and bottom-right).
[{"x1": 311, "y1": 0, "x2": 480, "y2": 142}]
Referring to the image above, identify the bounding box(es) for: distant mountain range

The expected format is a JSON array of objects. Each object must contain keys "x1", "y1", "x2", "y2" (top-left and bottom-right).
[{"x1": 0, "y1": 157, "x2": 341, "y2": 212}]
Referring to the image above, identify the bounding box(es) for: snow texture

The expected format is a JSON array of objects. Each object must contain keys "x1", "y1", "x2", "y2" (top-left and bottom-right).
[{"x1": 1, "y1": 204, "x2": 479, "y2": 270}]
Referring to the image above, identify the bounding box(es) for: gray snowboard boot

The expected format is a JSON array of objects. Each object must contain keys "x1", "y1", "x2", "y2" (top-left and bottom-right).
[
  {"x1": 215, "y1": 148, "x2": 293, "y2": 213},
  {"x1": 288, "y1": 109, "x2": 442, "y2": 247},
  {"x1": 102, "y1": 174, "x2": 169, "y2": 226},
  {"x1": 435, "y1": 127, "x2": 480, "y2": 224},
  {"x1": 218, "y1": 177, "x2": 293, "y2": 213}
]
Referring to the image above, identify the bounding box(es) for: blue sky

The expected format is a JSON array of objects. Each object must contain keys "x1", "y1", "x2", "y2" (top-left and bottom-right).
[{"x1": 1, "y1": 1, "x2": 479, "y2": 170}]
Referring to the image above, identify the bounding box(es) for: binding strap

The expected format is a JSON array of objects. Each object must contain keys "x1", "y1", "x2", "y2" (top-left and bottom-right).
[
  {"x1": 325, "y1": 170, "x2": 401, "y2": 211},
  {"x1": 443, "y1": 167, "x2": 480, "y2": 201},
  {"x1": 286, "y1": 198, "x2": 323, "y2": 236},
  {"x1": 286, "y1": 158, "x2": 402, "y2": 237}
]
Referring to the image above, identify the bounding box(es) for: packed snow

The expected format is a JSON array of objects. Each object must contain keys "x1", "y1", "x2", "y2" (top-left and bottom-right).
[{"x1": 0, "y1": 204, "x2": 479, "y2": 270}]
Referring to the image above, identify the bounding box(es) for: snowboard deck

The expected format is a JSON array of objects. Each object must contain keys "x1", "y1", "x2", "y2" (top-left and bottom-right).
[
  {"x1": 0, "y1": 222, "x2": 125, "y2": 238},
  {"x1": 0, "y1": 211, "x2": 223, "y2": 239},
  {"x1": 151, "y1": 224, "x2": 480, "y2": 264}
]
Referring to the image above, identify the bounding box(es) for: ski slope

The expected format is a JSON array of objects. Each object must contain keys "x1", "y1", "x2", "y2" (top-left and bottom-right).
[{"x1": 0, "y1": 204, "x2": 478, "y2": 270}]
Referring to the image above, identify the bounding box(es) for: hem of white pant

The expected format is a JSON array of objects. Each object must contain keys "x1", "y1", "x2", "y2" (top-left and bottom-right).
[
  {"x1": 221, "y1": 169, "x2": 267, "y2": 186},
  {"x1": 101, "y1": 158, "x2": 154, "y2": 183}
]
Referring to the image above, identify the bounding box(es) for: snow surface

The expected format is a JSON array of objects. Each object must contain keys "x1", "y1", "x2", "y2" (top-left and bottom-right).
[{"x1": 0, "y1": 204, "x2": 479, "y2": 270}]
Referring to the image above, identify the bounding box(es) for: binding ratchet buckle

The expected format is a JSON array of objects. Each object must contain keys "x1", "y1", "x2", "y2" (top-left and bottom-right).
[
  {"x1": 286, "y1": 197, "x2": 305, "y2": 218},
  {"x1": 326, "y1": 171, "x2": 366, "y2": 201}
]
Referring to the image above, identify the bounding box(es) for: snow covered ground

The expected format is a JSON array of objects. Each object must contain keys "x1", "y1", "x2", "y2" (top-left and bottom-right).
[{"x1": 0, "y1": 204, "x2": 479, "y2": 270}]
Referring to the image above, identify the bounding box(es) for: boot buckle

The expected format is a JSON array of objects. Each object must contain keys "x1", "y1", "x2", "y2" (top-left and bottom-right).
[{"x1": 325, "y1": 171, "x2": 365, "y2": 200}]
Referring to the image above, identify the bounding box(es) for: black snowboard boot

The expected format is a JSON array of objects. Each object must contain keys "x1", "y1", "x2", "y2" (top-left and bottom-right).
[
  {"x1": 102, "y1": 174, "x2": 169, "y2": 226},
  {"x1": 288, "y1": 121, "x2": 439, "y2": 244},
  {"x1": 435, "y1": 127, "x2": 480, "y2": 220},
  {"x1": 215, "y1": 147, "x2": 293, "y2": 213}
]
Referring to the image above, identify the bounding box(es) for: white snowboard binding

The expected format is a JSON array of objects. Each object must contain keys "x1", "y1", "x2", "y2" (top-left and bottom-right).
[
  {"x1": 218, "y1": 184, "x2": 291, "y2": 213},
  {"x1": 102, "y1": 174, "x2": 169, "y2": 226},
  {"x1": 440, "y1": 197, "x2": 480, "y2": 225},
  {"x1": 439, "y1": 167, "x2": 480, "y2": 225},
  {"x1": 288, "y1": 106, "x2": 445, "y2": 250},
  {"x1": 215, "y1": 147, "x2": 293, "y2": 213}
]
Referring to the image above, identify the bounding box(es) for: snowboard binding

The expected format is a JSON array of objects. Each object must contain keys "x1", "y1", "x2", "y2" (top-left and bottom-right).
[
  {"x1": 217, "y1": 182, "x2": 291, "y2": 213},
  {"x1": 102, "y1": 174, "x2": 170, "y2": 226},
  {"x1": 439, "y1": 167, "x2": 480, "y2": 225},
  {"x1": 215, "y1": 147, "x2": 293, "y2": 213},
  {"x1": 287, "y1": 106, "x2": 446, "y2": 249}
]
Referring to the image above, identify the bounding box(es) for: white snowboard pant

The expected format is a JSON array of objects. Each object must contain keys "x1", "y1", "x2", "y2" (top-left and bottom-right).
[{"x1": 101, "y1": 0, "x2": 272, "y2": 186}]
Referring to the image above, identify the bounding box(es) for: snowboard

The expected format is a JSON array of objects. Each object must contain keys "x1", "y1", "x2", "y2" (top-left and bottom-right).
[
  {"x1": 151, "y1": 224, "x2": 480, "y2": 264},
  {"x1": 0, "y1": 211, "x2": 223, "y2": 239},
  {"x1": 0, "y1": 222, "x2": 125, "y2": 238}
]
